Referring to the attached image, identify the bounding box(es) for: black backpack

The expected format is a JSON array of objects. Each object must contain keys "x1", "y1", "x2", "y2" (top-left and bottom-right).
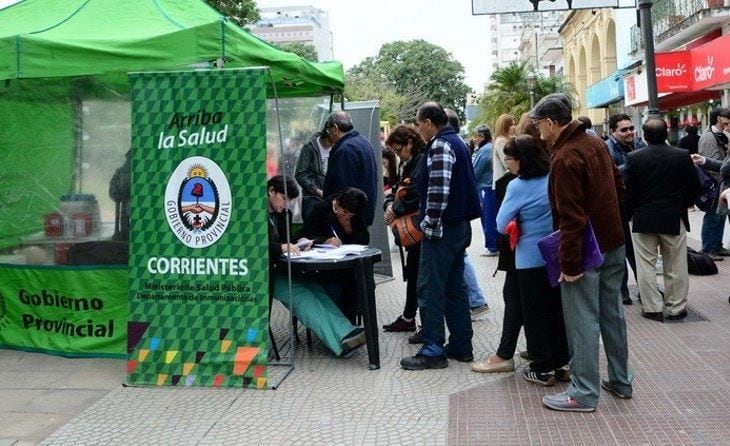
[
  {"x1": 694, "y1": 166, "x2": 718, "y2": 212},
  {"x1": 687, "y1": 247, "x2": 718, "y2": 275}
]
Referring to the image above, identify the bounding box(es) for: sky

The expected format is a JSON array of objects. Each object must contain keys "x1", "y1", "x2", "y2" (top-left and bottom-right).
[{"x1": 255, "y1": 0, "x2": 492, "y2": 92}]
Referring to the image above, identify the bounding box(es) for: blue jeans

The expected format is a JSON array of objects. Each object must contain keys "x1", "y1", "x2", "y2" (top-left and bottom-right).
[
  {"x1": 701, "y1": 210, "x2": 727, "y2": 252},
  {"x1": 464, "y1": 254, "x2": 487, "y2": 309},
  {"x1": 417, "y1": 220, "x2": 473, "y2": 357},
  {"x1": 560, "y1": 246, "x2": 633, "y2": 408},
  {"x1": 479, "y1": 187, "x2": 499, "y2": 252}
]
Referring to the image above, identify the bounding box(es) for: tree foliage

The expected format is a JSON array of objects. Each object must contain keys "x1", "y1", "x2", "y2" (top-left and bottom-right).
[
  {"x1": 471, "y1": 61, "x2": 577, "y2": 132},
  {"x1": 275, "y1": 42, "x2": 319, "y2": 62},
  {"x1": 347, "y1": 40, "x2": 471, "y2": 123},
  {"x1": 204, "y1": 0, "x2": 260, "y2": 27}
]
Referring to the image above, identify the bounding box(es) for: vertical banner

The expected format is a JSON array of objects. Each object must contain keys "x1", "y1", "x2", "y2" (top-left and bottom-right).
[{"x1": 127, "y1": 69, "x2": 269, "y2": 389}]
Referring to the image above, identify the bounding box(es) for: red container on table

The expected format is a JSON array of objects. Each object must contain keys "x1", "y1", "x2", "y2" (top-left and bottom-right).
[
  {"x1": 44, "y1": 212, "x2": 64, "y2": 237},
  {"x1": 55, "y1": 243, "x2": 72, "y2": 265},
  {"x1": 70, "y1": 213, "x2": 92, "y2": 237}
]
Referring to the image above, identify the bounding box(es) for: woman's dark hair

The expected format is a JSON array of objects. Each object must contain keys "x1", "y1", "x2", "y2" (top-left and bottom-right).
[
  {"x1": 268, "y1": 175, "x2": 300, "y2": 199},
  {"x1": 382, "y1": 148, "x2": 398, "y2": 186},
  {"x1": 516, "y1": 112, "x2": 548, "y2": 153},
  {"x1": 475, "y1": 125, "x2": 492, "y2": 146},
  {"x1": 335, "y1": 187, "x2": 368, "y2": 215},
  {"x1": 385, "y1": 124, "x2": 426, "y2": 155},
  {"x1": 503, "y1": 135, "x2": 550, "y2": 179}
]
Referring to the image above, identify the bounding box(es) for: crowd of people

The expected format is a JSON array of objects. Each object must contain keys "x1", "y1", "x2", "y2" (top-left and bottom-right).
[{"x1": 267, "y1": 96, "x2": 729, "y2": 413}]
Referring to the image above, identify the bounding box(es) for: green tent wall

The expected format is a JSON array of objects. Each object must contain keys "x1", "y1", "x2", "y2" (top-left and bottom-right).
[{"x1": 0, "y1": 0, "x2": 345, "y2": 251}]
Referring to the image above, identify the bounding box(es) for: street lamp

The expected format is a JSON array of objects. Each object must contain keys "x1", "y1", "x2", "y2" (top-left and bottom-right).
[{"x1": 527, "y1": 73, "x2": 537, "y2": 108}]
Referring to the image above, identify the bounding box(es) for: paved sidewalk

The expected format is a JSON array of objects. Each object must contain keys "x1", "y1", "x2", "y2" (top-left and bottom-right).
[{"x1": 1, "y1": 213, "x2": 729, "y2": 445}]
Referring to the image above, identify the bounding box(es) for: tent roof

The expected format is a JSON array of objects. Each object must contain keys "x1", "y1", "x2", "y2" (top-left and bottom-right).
[{"x1": 0, "y1": 0, "x2": 344, "y2": 97}]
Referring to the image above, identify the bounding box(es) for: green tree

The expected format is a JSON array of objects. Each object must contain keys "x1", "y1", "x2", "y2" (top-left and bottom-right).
[
  {"x1": 275, "y1": 42, "x2": 318, "y2": 62},
  {"x1": 471, "y1": 61, "x2": 577, "y2": 132},
  {"x1": 344, "y1": 74, "x2": 423, "y2": 125},
  {"x1": 204, "y1": 0, "x2": 260, "y2": 27},
  {"x1": 348, "y1": 40, "x2": 471, "y2": 121}
]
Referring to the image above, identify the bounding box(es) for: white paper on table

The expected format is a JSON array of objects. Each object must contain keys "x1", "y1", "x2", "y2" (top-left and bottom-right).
[{"x1": 282, "y1": 244, "x2": 368, "y2": 260}]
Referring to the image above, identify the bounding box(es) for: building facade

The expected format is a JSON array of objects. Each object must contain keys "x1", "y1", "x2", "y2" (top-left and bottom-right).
[{"x1": 250, "y1": 6, "x2": 333, "y2": 62}]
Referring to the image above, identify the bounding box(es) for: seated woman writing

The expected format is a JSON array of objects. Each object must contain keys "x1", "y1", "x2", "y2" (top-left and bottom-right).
[
  {"x1": 267, "y1": 175, "x2": 365, "y2": 356},
  {"x1": 297, "y1": 187, "x2": 370, "y2": 322},
  {"x1": 298, "y1": 187, "x2": 370, "y2": 246}
]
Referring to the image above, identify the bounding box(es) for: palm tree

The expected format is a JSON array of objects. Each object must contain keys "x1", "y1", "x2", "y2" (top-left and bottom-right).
[{"x1": 470, "y1": 61, "x2": 577, "y2": 132}]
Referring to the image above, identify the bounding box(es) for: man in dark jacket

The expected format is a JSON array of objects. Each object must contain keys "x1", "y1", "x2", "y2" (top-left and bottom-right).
[
  {"x1": 295, "y1": 130, "x2": 332, "y2": 220},
  {"x1": 531, "y1": 93, "x2": 633, "y2": 413},
  {"x1": 678, "y1": 125, "x2": 700, "y2": 154},
  {"x1": 624, "y1": 118, "x2": 700, "y2": 322},
  {"x1": 399, "y1": 102, "x2": 481, "y2": 371},
  {"x1": 322, "y1": 111, "x2": 378, "y2": 226},
  {"x1": 606, "y1": 113, "x2": 644, "y2": 305}
]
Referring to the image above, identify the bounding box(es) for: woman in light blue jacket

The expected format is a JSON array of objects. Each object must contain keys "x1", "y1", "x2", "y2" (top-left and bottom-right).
[{"x1": 496, "y1": 135, "x2": 570, "y2": 387}]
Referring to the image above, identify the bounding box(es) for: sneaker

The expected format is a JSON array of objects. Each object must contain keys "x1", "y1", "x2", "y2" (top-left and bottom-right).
[
  {"x1": 542, "y1": 392, "x2": 595, "y2": 412},
  {"x1": 471, "y1": 356, "x2": 515, "y2": 373},
  {"x1": 470, "y1": 304, "x2": 490, "y2": 320},
  {"x1": 341, "y1": 328, "x2": 366, "y2": 350},
  {"x1": 408, "y1": 327, "x2": 424, "y2": 344},
  {"x1": 555, "y1": 364, "x2": 571, "y2": 382},
  {"x1": 382, "y1": 315, "x2": 416, "y2": 332},
  {"x1": 523, "y1": 367, "x2": 556, "y2": 387},
  {"x1": 622, "y1": 295, "x2": 632, "y2": 305},
  {"x1": 480, "y1": 250, "x2": 499, "y2": 257},
  {"x1": 519, "y1": 350, "x2": 531, "y2": 360},
  {"x1": 400, "y1": 354, "x2": 448, "y2": 370},
  {"x1": 600, "y1": 380, "x2": 632, "y2": 399}
]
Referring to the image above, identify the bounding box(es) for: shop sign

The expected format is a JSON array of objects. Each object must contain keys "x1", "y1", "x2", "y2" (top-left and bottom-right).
[
  {"x1": 655, "y1": 51, "x2": 692, "y2": 92},
  {"x1": 691, "y1": 33, "x2": 730, "y2": 90}
]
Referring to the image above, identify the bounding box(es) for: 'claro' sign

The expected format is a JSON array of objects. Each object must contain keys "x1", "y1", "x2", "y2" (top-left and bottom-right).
[{"x1": 654, "y1": 34, "x2": 730, "y2": 93}]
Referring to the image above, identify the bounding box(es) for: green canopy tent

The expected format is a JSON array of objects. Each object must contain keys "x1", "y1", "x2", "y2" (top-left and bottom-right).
[
  {"x1": 0, "y1": 0, "x2": 344, "y2": 357},
  {"x1": 0, "y1": 0, "x2": 345, "y2": 251}
]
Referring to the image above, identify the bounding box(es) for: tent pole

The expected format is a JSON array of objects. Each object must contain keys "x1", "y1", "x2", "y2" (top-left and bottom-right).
[{"x1": 265, "y1": 66, "x2": 295, "y2": 390}]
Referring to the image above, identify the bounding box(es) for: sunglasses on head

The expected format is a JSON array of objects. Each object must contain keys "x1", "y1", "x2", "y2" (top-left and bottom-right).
[{"x1": 618, "y1": 126, "x2": 635, "y2": 133}]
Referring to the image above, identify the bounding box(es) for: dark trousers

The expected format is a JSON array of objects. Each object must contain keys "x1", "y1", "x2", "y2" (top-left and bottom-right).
[
  {"x1": 518, "y1": 267, "x2": 571, "y2": 373},
  {"x1": 496, "y1": 271, "x2": 523, "y2": 360},
  {"x1": 417, "y1": 221, "x2": 473, "y2": 357},
  {"x1": 402, "y1": 244, "x2": 421, "y2": 320},
  {"x1": 620, "y1": 220, "x2": 638, "y2": 298}
]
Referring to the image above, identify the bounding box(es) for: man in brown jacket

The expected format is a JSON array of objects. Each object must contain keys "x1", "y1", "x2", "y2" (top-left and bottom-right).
[{"x1": 530, "y1": 94, "x2": 633, "y2": 412}]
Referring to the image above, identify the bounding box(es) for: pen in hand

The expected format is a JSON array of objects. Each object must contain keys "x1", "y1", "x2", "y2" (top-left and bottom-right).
[{"x1": 330, "y1": 225, "x2": 342, "y2": 247}]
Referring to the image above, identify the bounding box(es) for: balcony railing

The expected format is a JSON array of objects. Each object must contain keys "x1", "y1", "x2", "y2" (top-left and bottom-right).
[{"x1": 629, "y1": 0, "x2": 726, "y2": 54}]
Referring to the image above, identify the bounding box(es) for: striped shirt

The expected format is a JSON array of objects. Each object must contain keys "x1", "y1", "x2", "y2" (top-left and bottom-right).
[{"x1": 421, "y1": 137, "x2": 456, "y2": 238}]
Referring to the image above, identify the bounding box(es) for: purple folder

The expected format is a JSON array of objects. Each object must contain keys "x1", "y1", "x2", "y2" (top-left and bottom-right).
[{"x1": 537, "y1": 220, "x2": 604, "y2": 287}]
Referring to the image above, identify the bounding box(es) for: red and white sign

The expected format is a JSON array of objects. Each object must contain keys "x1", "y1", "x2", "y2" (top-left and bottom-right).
[
  {"x1": 691, "y1": 33, "x2": 730, "y2": 90},
  {"x1": 655, "y1": 51, "x2": 692, "y2": 92}
]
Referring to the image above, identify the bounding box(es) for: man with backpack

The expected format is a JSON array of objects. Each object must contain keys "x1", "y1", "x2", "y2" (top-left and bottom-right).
[{"x1": 697, "y1": 108, "x2": 730, "y2": 260}]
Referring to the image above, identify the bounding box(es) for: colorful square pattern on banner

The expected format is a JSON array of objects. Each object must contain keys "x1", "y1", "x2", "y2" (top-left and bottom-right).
[{"x1": 127, "y1": 69, "x2": 269, "y2": 389}]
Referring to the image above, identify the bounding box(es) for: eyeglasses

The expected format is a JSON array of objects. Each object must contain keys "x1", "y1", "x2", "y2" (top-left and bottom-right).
[
  {"x1": 333, "y1": 202, "x2": 355, "y2": 219},
  {"x1": 617, "y1": 126, "x2": 635, "y2": 133},
  {"x1": 390, "y1": 144, "x2": 404, "y2": 153}
]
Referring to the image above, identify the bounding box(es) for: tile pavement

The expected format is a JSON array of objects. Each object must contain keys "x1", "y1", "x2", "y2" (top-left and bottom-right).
[{"x1": 0, "y1": 213, "x2": 728, "y2": 445}]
